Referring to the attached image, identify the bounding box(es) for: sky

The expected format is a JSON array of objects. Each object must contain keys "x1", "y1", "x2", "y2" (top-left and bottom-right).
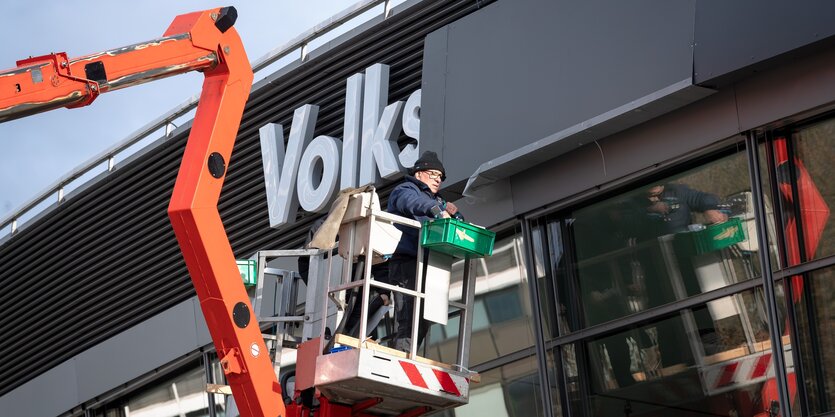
[{"x1": 0, "y1": 0, "x2": 366, "y2": 222}]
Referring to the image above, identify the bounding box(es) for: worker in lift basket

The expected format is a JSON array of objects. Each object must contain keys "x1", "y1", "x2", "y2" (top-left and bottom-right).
[{"x1": 386, "y1": 150, "x2": 461, "y2": 352}]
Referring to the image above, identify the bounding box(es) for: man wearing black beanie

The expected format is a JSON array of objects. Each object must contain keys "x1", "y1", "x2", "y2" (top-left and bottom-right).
[{"x1": 386, "y1": 150, "x2": 460, "y2": 352}]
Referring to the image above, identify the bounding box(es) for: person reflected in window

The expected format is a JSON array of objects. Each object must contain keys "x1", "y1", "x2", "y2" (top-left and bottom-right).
[
  {"x1": 644, "y1": 183, "x2": 727, "y2": 233},
  {"x1": 634, "y1": 182, "x2": 730, "y2": 366}
]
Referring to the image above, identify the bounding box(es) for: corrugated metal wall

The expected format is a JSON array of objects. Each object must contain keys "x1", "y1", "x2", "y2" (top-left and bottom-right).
[{"x1": 0, "y1": 0, "x2": 493, "y2": 396}]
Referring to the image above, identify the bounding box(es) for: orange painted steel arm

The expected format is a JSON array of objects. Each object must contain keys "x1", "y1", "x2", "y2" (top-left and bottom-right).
[
  {"x1": 0, "y1": 7, "x2": 283, "y2": 417},
  {"x1": 0, "y1": 21, "x2": 217, "y2": 123},
  {"x1": 164, "y1": 9, "x2": 285, "y2": 417}
]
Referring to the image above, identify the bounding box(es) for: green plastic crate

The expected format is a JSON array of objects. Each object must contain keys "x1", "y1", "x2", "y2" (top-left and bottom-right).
[
  {"x1": 237, "y1": 259, "x2": 257, "y2": 287},
  {"x1": 691, "y1": 217, "x2": 746, "y2": 254},
  {"x1": 420, "y1": 218, "x2": 496, "y2": 259}
]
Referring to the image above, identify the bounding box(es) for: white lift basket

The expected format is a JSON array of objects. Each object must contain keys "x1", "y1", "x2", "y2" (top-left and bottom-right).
[{"x1": 252, "y1": 188, "x2": 480, "y2": 416}]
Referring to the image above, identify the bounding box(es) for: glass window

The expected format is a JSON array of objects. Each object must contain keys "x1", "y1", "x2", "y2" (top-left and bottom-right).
[
  {"x1": 561, "y1": 288, "x2": 780, "y2": 417},
  {"x1": 97, "y1": 359, "x2": 211, "y2": 417},
  {"x1": 425, "y1": 228, "x2": 535, "y2": 367},
  {"x1": 473, "y1": 299, "x2": 490, "y2": 332},
  {"x1": 569, "y1": 149, "x2": 759, "y2": 328},
  {"x1": 531, "y1": 220, "x2": 565, "y2": 340},
  {"x1": 757, "y1": 119, "x2": 835, "y2": 415},
  {"x1": 769, "y1": 122, "x2": 835, "y2": 264},
  {"x1": 484, "y1": 288, "x2": 524, "y2": 324},
  {"x1": 432, "y1": 355, "x2": 551, "y2": 417},
  {"x1": 789, "y1": 265, "x2": 835, "y2": 414}
]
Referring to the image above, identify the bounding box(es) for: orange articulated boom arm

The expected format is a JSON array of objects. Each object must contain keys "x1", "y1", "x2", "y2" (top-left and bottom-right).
[
  {"x1": 0, "y1": 17, "x2": 218, "y2": 122},
  {"x1": 0, "y1": 7, "x2": 283, "y2": 417},
  {"x1": 165, "y1": 8, "x2": 284, "y2": 417}
]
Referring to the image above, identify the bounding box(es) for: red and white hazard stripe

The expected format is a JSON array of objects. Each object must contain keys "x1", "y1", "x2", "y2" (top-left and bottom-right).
[
  {"x1": 398, "y1": 360, "x2": 465, "y2": 397},
  {"x1": 341, "y1": 348, "x2": 471, "y2": 402},
  {"x1": 701, "y1": 349, "x2": 794, "y2": 395}
]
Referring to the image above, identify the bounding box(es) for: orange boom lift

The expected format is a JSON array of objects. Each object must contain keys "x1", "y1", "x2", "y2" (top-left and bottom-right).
[
  {"x1": 0, "y1": 7, "x2": 283, "y2": 417},
  {"x1": 0, "y1": 7, "x2": 486, "y2": 417}
]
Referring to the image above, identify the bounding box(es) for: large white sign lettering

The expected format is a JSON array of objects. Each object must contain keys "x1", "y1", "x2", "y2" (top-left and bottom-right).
[{"x1": 260, "y1": 63, "x2": 421, "y2": 228}]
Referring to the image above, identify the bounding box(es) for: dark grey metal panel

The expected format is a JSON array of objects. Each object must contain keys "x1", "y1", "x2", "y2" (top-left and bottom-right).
[
  {"x1": 74, "y1": 300, "x2": 200, "y2": 401},
  {"x1": 0, "y1": 295, "x2": 260, "y2": 417},
  {"x1": 509, "y1": 89, "x2": 743, "y2": 216},
  {"x1": 419, "y1": 27, "x2": 449, "y2": 164},
  {"x1": 0, "y1": 361, "x2": 77, "y2": 417},
  {"x1": 735, "y1": 47, "x2": 835, "y2": 131},
  {"x1": 0, "y1": 0, "x2": 494, "y2": 400},
  {"x1": 454, "y1": 179, "x2": 515, "y2": 228},
  {"x1": 421, "y1": 0, "x2": 696, "y2": 188},
  {"x1": 193, "y1": 297, "x2": 213, "y2": 347},
  {"x1": 510, "y1": 85, "x2": 796, "y2": 221},
  {"x1": 461, "y1": 81, "x2": 715, "y2": 197},
  {"x1": 693, "y1": 0, "x2": 835, "y2": 85}
]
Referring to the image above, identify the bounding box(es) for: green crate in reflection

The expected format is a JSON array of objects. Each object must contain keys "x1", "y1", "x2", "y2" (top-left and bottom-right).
[
  {"x1": 237, "y1": 259, "x2": 257, "y2": 287},
  {"x1": 691, "y1": 217, "x2": 746, "y2": 254},
  {"x1": 420, "y1": 218, "x2": 496, "y2": 259}
]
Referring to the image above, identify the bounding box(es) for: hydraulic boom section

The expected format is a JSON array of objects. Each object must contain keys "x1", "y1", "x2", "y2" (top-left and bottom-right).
[
  {"x1": 0, "y1": 12, "x2": 225, "y2": 122},
  {"x1": 0, "y1": 7, "x2": 283, "y2": 417}
]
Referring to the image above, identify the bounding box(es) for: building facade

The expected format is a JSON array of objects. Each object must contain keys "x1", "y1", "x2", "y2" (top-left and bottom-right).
[{"x1": 2, "y1": 1, "x2": 835, "y2": 416}]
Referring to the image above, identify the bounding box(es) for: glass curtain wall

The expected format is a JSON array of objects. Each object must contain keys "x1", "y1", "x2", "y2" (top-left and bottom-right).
[
  {"x1": 425, "y1": 226, "x2": 553, "y2": 417},
  {"x1": 531, "y1": 142, "x2": 790, "y2": 417},
  {"x1": 760, "y1": 117, "x2": 835, "y2": 416},
  {"x1": 424, "y1": 228, "x2": 537, "y2": 365},
  {"x1": 530, "y1": 113, "x2": 835, "y2": 417}
]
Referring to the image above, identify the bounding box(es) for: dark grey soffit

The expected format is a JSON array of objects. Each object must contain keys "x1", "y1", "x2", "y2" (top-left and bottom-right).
[{"x1": 463, "y1": 80, "x2": 715, "y2": 196}]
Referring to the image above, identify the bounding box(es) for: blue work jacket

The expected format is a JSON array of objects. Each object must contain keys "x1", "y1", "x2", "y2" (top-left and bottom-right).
[{"x1": 387, "y1": 176, "x2": 444, "y2": 257}]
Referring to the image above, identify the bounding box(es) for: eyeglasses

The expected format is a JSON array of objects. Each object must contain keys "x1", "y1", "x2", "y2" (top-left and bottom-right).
[
  {"x1": 421, "y1": 171, "x2": 444, "y2": 180},
  {"x1": 646, "y1": 186, "x2": 664, "y2": 199}
]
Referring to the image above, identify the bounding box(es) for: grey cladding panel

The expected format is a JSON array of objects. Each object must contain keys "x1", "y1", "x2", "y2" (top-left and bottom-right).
[
  {"x1": 509, "y1": 89, "x2": 742, "y2": 215},
  {"x1": 422, "y1": 0, "x2": 695, "y2": 185},
  {"x1": 74, "y1": 300, "x2": 200, "y2": 401},
  {"x1": 694, "y1": 0, "x2": 835, "y2": 85},
  {"x1": 193, "y1": 297, "x2": 212, "y2": 347},
  {"x1": 0, "y1": 361, "x2": 78, "y2": 417},
  {"x1": 419, "y1": 27, "x2": 449, "y2": 162}
]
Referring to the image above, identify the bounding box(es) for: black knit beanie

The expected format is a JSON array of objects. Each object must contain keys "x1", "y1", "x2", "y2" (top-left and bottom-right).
[{"x1": 409, "y1": 151, "x2": 446, "y2": 180}]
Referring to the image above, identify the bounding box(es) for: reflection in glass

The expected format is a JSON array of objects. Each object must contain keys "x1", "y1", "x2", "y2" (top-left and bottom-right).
[
  {"x1": 761, "y1": 127, "x2": 835, "y2": 415},
  {"x1": 425, "y1": 231, "x2": 534, "y2": 367},
  {"x1": 790, "y1": 266, "x2": 835, "y2": 414},
  {"x1": 531, "y1": 220, "x2": 565, "y2": 340},
  {"x1": 98, "y1": 360, "x2": 211, "y2": 417},
  {"x1": 757, "y1": 140, "x2": 782, "y2": 273},
  {"x1": 787, "y1": 121, "x2": 835, "y2": 262},
  {"x1": 562, "y1": 288, "x2": 784, "y2": 417},
  {"x1": 431, "y1": 356, "x2": 550, "y2": 417},
  {"x1": 570, "y1": 150, "x2": 761, "y2": 328}
]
